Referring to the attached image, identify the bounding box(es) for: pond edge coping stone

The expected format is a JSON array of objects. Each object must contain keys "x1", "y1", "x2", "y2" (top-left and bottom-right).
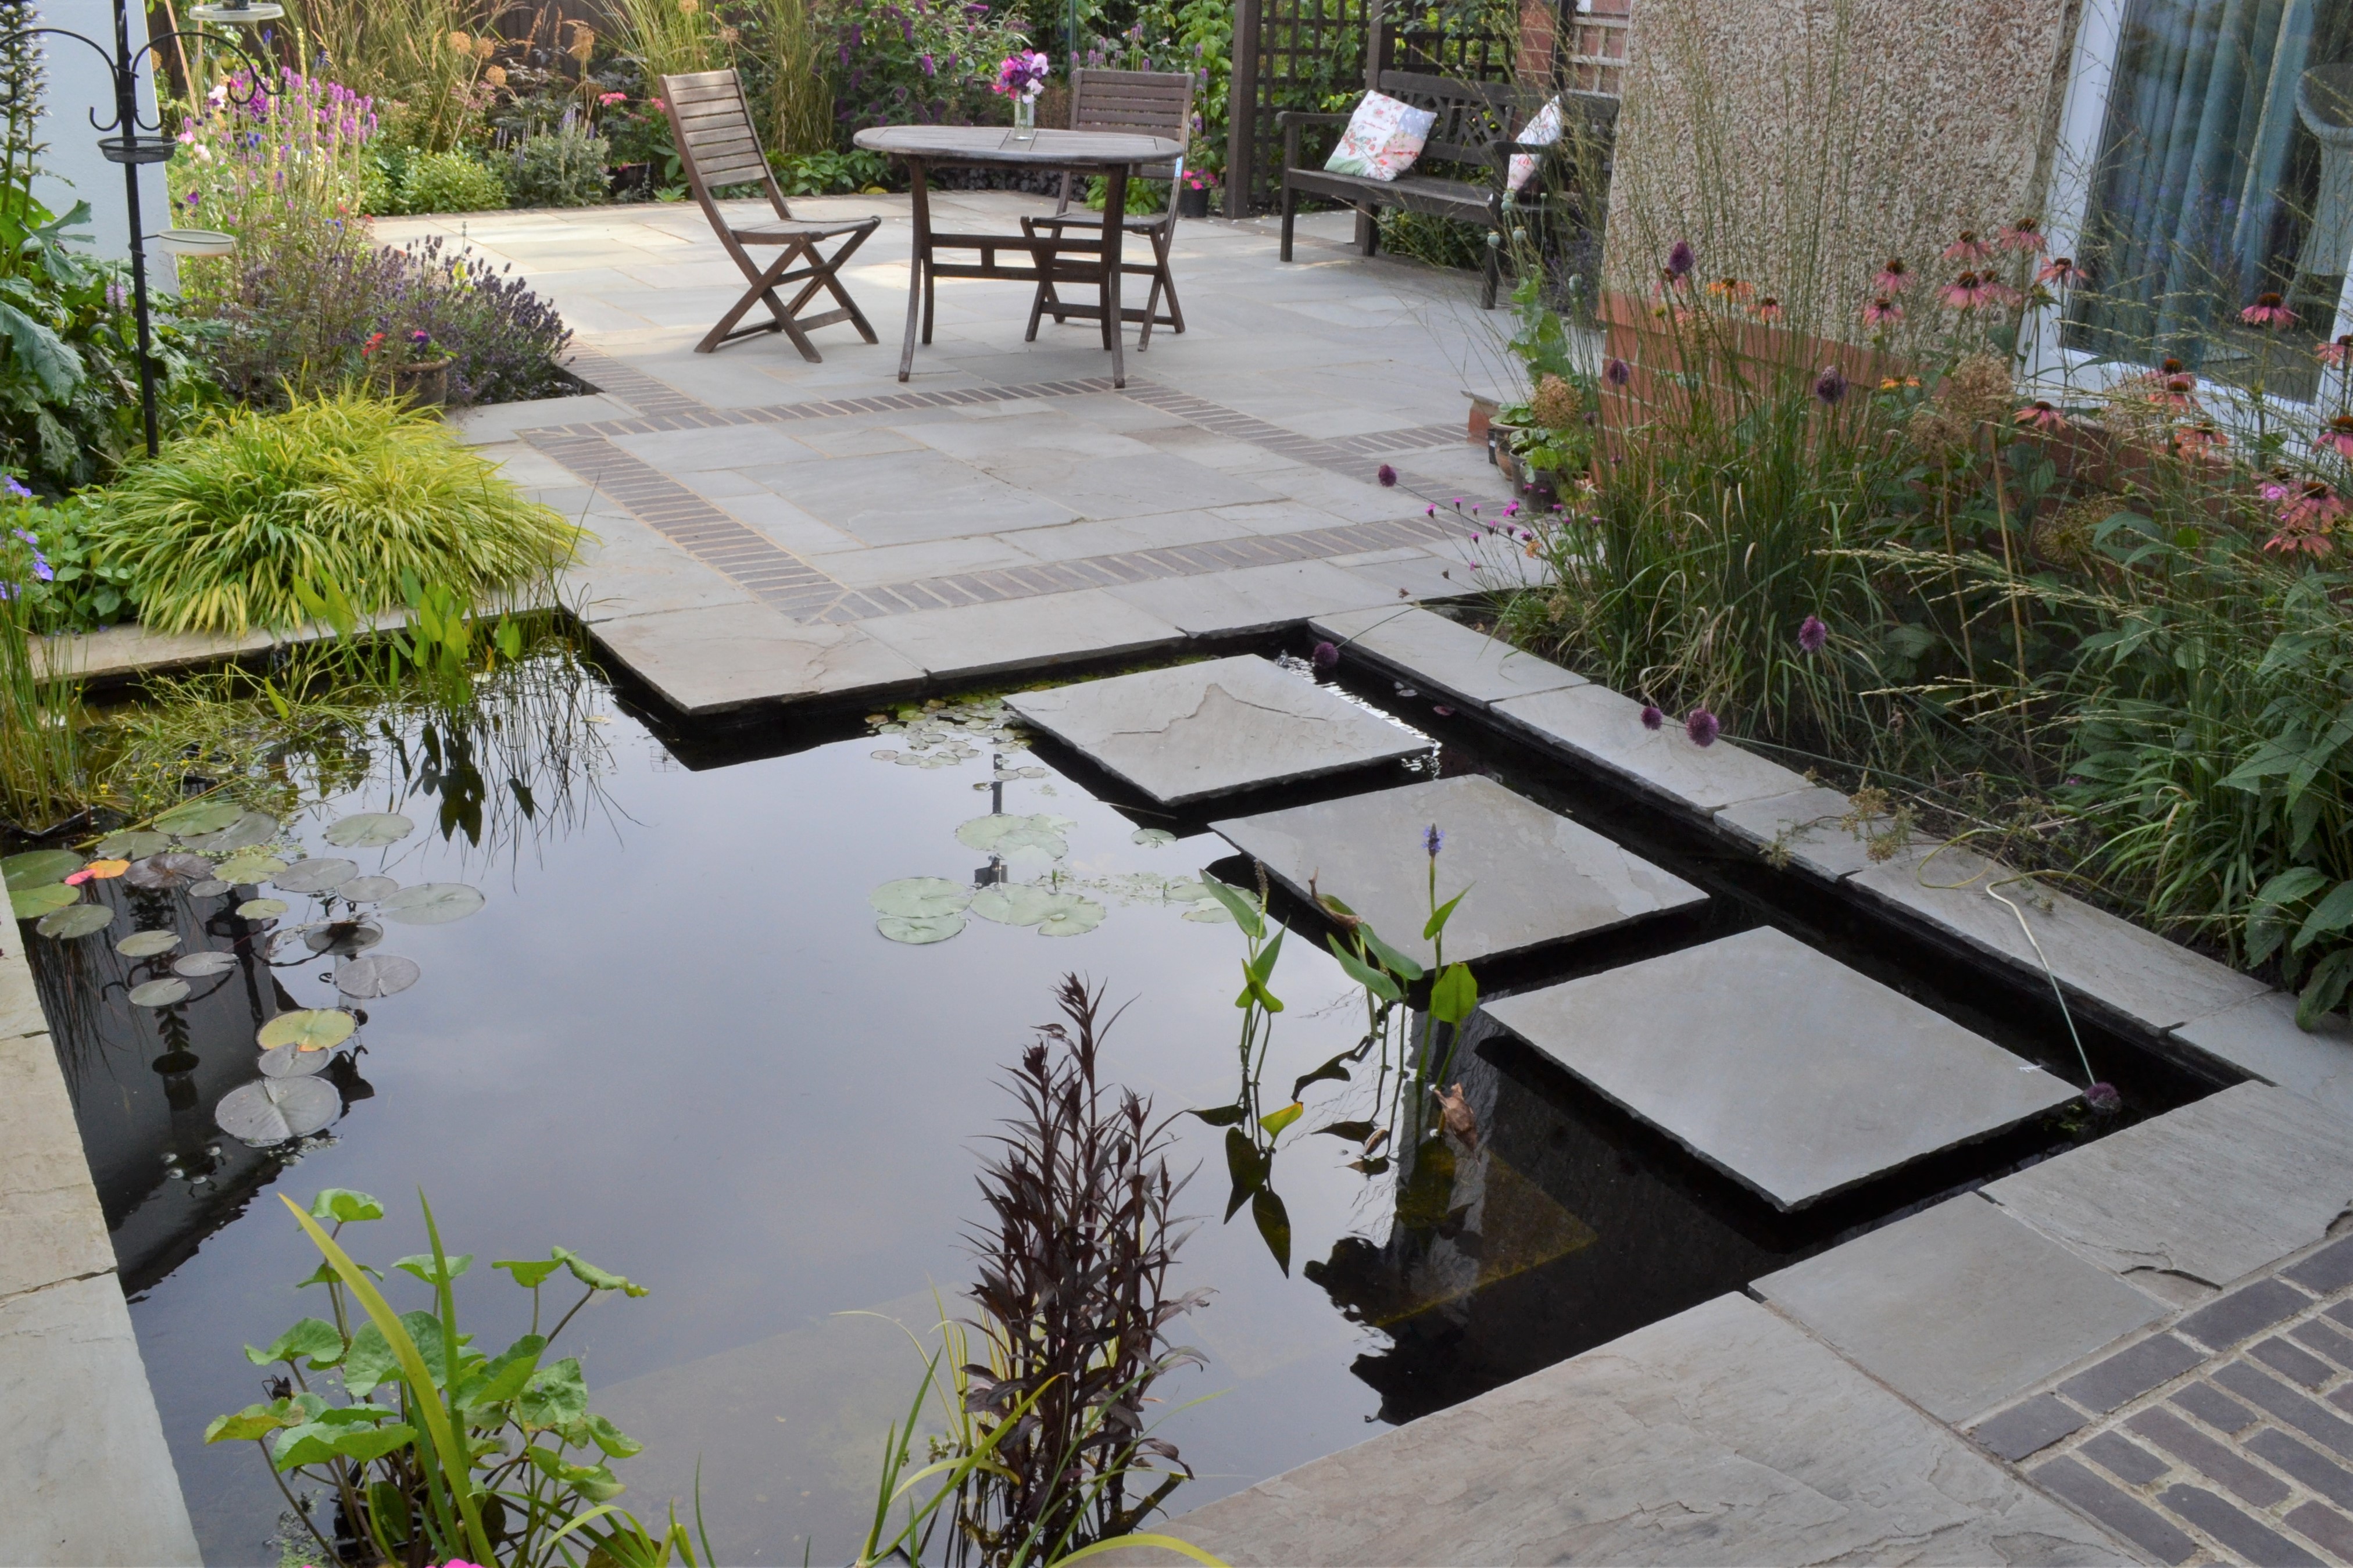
[{"x1": 0, "y1": 915, "x2": 201, "y2": 1564}]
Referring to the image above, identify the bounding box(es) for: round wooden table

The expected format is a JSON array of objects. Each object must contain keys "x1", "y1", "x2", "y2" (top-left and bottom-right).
[{"x1": 852, "y1": 124, "x2": 1186, "y2": 388}]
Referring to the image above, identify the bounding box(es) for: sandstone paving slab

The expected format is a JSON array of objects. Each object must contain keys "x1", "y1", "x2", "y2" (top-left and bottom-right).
[
  {"x1": 1307, "y1": 604, "x2": 1586, "y2": 709},
  {"x1": 0, "y1": 1030, "x2": 113, "y2": 1301},
  {"x1": 1713, "y1": 785, "x2": 1933, "y2": 880},
  {"x1": 1483, "y1": 925, "x2": 2077, "y2": 1210},
  {"x1": 1491, "y1": 682, "x2": 1813, "y2": 815},
  {"x1": 1143, "y1": 1292, "x2": 2130, "y2": 1566},
  {"x1": 591, "y1": 603, "x2": 924, "y2": 714},
  {"x1": 1849, "y1": 842, "x2": 2269, "y2": 1033},
  {"x1": 1004, "y1": 654, "x2": 1423, "y2": 806},
  {"x1": 0, "y1": 1273, "x2": 201, "y2": 1567},
  {"x1": 1753, "y1": 1194, "x2": 2161, "y2": 1423},
  {"x1": 1104, "y1": 559, "x2": 1400, "y2": 636},
  {"x1": 1213, "y1": 774, "x2": 1703, "y2": 966},
  {"x1": 1984, "y1": 1083, "x2": 2353, "y2": 1293},
  {"x1": 859, "y1": 590, "x2": 1183, "y2": 685},
  {"x1": 2173, "y1": 993, "x2": 2353, "y2": 1122}
]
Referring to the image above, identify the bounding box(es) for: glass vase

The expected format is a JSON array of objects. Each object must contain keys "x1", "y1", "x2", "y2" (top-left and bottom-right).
[{"x1": 1014, "y1": 97, "x2": 1036, "y2": 131}]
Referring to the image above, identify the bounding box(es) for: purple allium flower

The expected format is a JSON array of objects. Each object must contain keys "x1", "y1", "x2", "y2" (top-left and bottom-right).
[
  {"x1": 2084, "y1": 1082, "x2": 2121, "y2": 1114},
  {"x1": 1685, "y1": 708, "x2": 1720, "y2": 747},
  {"x1": 1310, "y1": 640, "x2": 1339, "y2": 673},
  {"x1": 1798, "y1": 615, "x2": 1828, "y2": 653},
  {"x1": 1424, "y1": 823, "x2": 1443, "y2": 857},
  {"x1": 1604, "y1": 356, "x2": 1631, "y2": 386},
  {"x1": 1376, "y1": 463, "x2": 1397, "y2": 487},
  {"x1": 1666, "y1": 240, "x2": 1694, "y2": 278},
  {"x1": 1640, "y1": 705, "x2": 1664, "y2": 731},
  {"x1": 1813, "y1": 365, "x2": 1847, "y2": 404}
]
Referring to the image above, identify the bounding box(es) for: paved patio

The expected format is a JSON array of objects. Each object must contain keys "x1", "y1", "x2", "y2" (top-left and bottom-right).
[{"x1": 381, "y1": 192, "x2": 1531, "y2": 714}]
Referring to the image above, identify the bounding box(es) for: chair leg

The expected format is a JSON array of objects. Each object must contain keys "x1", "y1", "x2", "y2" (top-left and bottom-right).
[
  {"x1": 921, "y1": 256, "x2": 936, "y2": 345},
  {"x1": 1154, "y1": 225, "x2": 1184, "y2": 335},
  {"x1": 1138, "y1": 269, "x2": 1161, "y2": 350},
  {"x1": 1280, "y1": 183, "x2": 1296, "y2": 263},
  {"x1": 818, "y1": 223, "x2": 881, "y2": 343},
  {"x1": 698, "y1": 246, "x2": 796, "y2": 355}
]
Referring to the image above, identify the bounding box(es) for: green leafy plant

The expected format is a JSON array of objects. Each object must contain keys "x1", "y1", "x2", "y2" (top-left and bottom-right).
[
  {"x1": 500, "y1": 120, "x2": 614, "y2": 209},
  {"x1": 3, "y1": 486, "x2": 135, "y2": 631},
  {"x1": 771, "y1": 148, "x2": 890, "y2": 196},
  {"x1": 207, "y1": 1188, "x2": 707, "y2": 1568},
  {"x1": 89, "y1": 389, "x2": 581, "y2": 635},
  {"x1": 0, "y1": 522, "x2": 83, "y2": 830},
  {"x1": 366, "y1": 147, "x2": 510, "y2": 215}
]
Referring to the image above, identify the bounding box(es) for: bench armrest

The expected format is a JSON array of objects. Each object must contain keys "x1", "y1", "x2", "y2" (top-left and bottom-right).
[{"x1": 1278, "y1": 109, "x2": 1352, "y2": 170}]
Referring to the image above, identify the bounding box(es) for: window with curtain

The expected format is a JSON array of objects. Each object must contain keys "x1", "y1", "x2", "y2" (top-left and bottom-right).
[{"x1": 2069, "y1": 0, "x2": 2353, "y2": 400}]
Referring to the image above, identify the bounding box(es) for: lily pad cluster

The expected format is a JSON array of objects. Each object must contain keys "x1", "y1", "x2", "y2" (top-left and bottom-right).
[
  {"x1": 869, "y1": 876, "x2": 1108, "y2": 944},
  {"x1": 866, "y1": 698, "x2": 1035, "y2": 771}
]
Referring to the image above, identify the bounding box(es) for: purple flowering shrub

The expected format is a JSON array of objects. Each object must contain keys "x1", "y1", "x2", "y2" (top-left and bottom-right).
[
  {"x1": 828, "y1": 0, "x2": 1032, "y2": 139},
  {"x1": 0, "y1": 484, "x2": 137, "y2": 632}
]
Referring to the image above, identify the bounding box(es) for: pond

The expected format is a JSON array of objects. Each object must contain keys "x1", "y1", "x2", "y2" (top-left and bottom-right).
[{"x1": 17, "y1": 632, "x2": 2226, "y2": 1565}]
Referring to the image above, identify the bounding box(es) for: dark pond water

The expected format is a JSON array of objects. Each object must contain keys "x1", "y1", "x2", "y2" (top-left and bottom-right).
[{"x1": 23, "y1": 634, "x2": 2230, "y2": 1565}]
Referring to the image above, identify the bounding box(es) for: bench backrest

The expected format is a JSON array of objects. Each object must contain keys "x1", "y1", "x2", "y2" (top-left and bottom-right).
[{"x1": 1374, "y1": 70, "x2": 1617, "y2": 173}]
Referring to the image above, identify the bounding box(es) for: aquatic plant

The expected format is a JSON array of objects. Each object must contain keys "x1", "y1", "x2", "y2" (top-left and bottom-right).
[
  {"x1": 206, "y1": 1188, "x2": 708, "y2": 1568},
  {"x1": 0, "y1": 524, "x2": 84, "y2": 832},
  {"x1": 88, "y1": 391, "x2": 581, "y2": 635}
]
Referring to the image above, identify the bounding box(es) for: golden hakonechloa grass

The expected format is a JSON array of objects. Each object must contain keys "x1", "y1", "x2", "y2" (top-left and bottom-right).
[{"x1": 94, "y1": 390, "x2": 582, "y2": 635}]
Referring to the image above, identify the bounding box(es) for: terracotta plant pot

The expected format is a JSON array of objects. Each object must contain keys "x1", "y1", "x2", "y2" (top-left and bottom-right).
[
  {"x1": 1175, "y1": 185, "x2": 1211, "y2": 219},
  {"x1": 387, "y1": 356, "x2": 453, "y2": 410}
]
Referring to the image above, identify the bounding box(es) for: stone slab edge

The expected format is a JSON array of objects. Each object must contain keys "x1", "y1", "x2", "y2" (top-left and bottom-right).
[{"x1": 0, "y1": 922, "x2": 199, "y2": 1563}]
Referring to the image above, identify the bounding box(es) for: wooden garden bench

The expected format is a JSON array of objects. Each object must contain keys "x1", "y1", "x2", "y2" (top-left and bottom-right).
[{"x1": 1276, "y1": 71, "x2": 1614, "y2": 309}]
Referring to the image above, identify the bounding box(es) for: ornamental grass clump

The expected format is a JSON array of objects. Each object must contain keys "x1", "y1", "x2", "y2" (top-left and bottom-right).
[{"x1": 92, "y1": 391, "x2": 581, "y2": 635}]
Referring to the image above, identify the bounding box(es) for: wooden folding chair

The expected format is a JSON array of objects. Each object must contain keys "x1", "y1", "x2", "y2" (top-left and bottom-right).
[
  {"x1": 1022, "y1": 69, "x2": 1193, "y2": 348},
  {"x1": 659, "y1": 70, "x2": 882, "y2": 360}
]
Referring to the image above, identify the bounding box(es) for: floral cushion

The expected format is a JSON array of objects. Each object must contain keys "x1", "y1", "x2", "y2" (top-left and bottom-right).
[
  {"x1": 1508, "y1": 98, "x2": 1564, "y2": 192},
  {"x1": 1324, "y1": 92, "x2": 1437, "y2": 182}
]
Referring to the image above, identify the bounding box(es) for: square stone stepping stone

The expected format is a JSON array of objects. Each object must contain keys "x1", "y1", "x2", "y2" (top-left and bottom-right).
[
  {"x1": 1753, "y1": 1194, "x2": 2161, "y2": 1422},
  {"x1": 1212, "y1": 775, "x2": 1704, "y2": 966},
  {"x1": 1482, "y1": 926, "x2": 2078, "y2": 1210},
  {"x1": 1983, "y1": 1082, "x2": 2353, "y2": 1293},
  {"x1": 1004, "y1": 654, "x2": 1424, "y2": 806},
  {"x1": 1307, "y1": 606, "x2": 1586, "y2": 710},
  {"x1": 1489, "y1": 683, "x2": 1812, "y2": 815}
]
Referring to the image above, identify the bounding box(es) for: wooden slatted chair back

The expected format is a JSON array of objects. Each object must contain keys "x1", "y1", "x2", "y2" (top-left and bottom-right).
[
  {"x1": 1068, "y1": 68, "x2": 1192, "y2": 183},
  {"x1": 661, "y1": 69, "x2": 790, "y2": 217}
]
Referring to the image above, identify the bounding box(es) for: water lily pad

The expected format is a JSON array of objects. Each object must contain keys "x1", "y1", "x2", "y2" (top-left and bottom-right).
[
  {"x1": 123, "y1": 853, "x2": 212, "y2": 890},
  {"x1": 257, "y1": 1008, "x2": 357, "y2": 1053},
  {"x1": 271, "y1": 858, "x2": 358, "y2": 894},
  {"x1": 237, "y1": 897, "x2": 289, "y2": 920},
  {"x1": 128, "y1": 978, "x2": 191, "y2": 1007},
  {"x1": 870, "y1": 878, "x2": 972, "y2": 918},
  {"x1": 378, "y1": 883, "x2": 484, "y2": 925},
  {"x1": 10, "y1": 883, "x2": 79, "y2": 919},
  {"x1": 339, "y1": 876, "x2": 398, "y2": 903},
  {"x1": 181, "y1": 811, "x2": 278, "y2": 853},
  {"x1": 1131, "y1": 828, "x2": 1177, "y2": 848},
  {"x1": 213, "y1": 852, "x2": 289, "y2": 885},
  {"x1": 1036, "y1": 894, "x2": 1107, "y2": 937},
  {"x1": 323, "y1": 812, "x2": 414, "y2": 849},
  {"x1": 36, "y1": 903, "x2": 113, "y2": 939},
  {"x1": 152, "y1": 798, "x2": 243, "y2": 837},
  {"x1": 970, "y1": 883, "x2": 1064, "y2": 926},
  {"x1": 84, "y1": 858, "x2": 129, "y2": 880},
  {"x1": 877, "y1": 912, "x2": 967, "y2": 944},
  {"x1": 258, "y1": 1041, "x2": 334, "y2": 1078},
  {"x1": 187, "y1": 879, "x2": 232, "y2": 899},
  {"x1": 3, "y1": 849, "x2": 83, "y2": 890},
  {"x1": 955, "y1": 814, "x2": 1073, "y2": 858},
  {"x1": 117, "y1": 929, "x2": 181, "y2": 957},
  {"x1": 94, "y1": 830, "x2": 168, "y2": 860},
  {"x1": 173, "y1": 950, "x2": 238, "y2": 978},
  {"x1": 334, "y1": 954, "x2": 420, "y2": 998},
  {"x1": 216, "y1": 1076, "x2": 340, "y2": 1145},
  {"x1": 302, "y1": 921, "x2": 382, "y2": 957}
]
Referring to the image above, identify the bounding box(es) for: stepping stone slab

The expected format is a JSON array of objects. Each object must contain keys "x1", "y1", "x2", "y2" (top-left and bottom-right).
[
  {"x1": 2172, "y1": 993, "x2": 2353, "y2": 1123},
  {"x1": 1712, "y1": 786, "x2": 1932, "y2": 880},
  {"x1": 1983, "y1": 1082, "x2": 2353, "y2": 1293},
  {"x1": 1753, "y1": 1194, "x2": 2160, "y2": 1422},
  {"x1": 1213, "y1": 774, "x2": 1704, "y2": 966},
  {"x1": 1483, "y1": 926, "x2": 2077, "y2": 1210},
  {"x1": 1004, "y1": 654, "x2": 1423, "y2": 806},
  {"x1": 1148, "y1": 1293, "x2": 2123, "y2": 1566},
  {"x1": 1307, "y1": 606, "x2": 1586, "y2": 709},
  {"x1": 1489, "y1": 682, "x2": 1812, "y2": 815}
]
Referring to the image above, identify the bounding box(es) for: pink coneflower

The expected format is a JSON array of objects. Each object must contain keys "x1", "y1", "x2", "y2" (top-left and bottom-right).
[
  {"x1": 2037, "y1": 256, "x2": 2079, "y2": 286},
  {"x1": 1814, "y1": 366, "x2": 1847, "y2": 404},
  {"x1": 1685, "y1": 708, "x2": 1720, "y2": 747},
  {"x1": 2318, "y1": 416, "x2": 2353, "y2": 460},
  {"x1": 1376, "y1": 464, "x2": 1397, "y2": 487},
  {"x1": 2150, "y1": 373, "x2": 2199, "y2": 413},
  {"x1": 1862, "y1": 295, "x2": 1903, "y2": 328},
  {"x1": 1873, "y1": 257, "x2": 1911, "y2": 293},
  {"x1": 1797, "y1": 615, "x2": 1828, "y2": 653},
  {"x1": 2270, "y1": 477, "x2": 2344, "y2": 532},
  {"x1": 2241, "y1": 292, "x2": 2297, "y2": 329},
  {"x1": 1942, "y1": 231, "x2": 1993, "y2": 263},
  {"x1": 2173, "y1": 422, "x2": 2229, "y2": 463},
  {"x1": 1977, "y1": 278, "x2": 2024, "y2": 309},
  {"x1": 1753, "y1": 296, "x2": 1783, "y2": 324},
  {"x1": 2322, "y1": 334, "x2": 2353, "y2": 369},
  {"x1": 1639, "y1": 704, "x2": 1664, "y2": 731},
  {"x1": 1941, "y1": 271, "x2": 1986, "y2": 309},
  {"x1": 1605, "y1": 357, "x2": 1632, "y2": 386},
  {"x1": 2015, "y1": 400, "x2": 2067, "y2": 432},
  {"x1": 1997, "y1": 217, "x2": 2046, "y2": 253},
  {"x1": 1666, "y1": 240, "x2": 1695, "y2": 278},
  {"x1": 1705, "y1": 276, "x2": 1754, "y2": 302}
]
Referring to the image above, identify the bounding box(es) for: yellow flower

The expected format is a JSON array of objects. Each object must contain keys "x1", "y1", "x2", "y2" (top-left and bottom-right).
[
  {"x1": 447, "y1": 28, "x2": 470, "y2": 51},
  {"x1": 678, "y1": 0, "x2": 698, "y2": 13},
  {"x1": 484, "y1": 64, "x2": 507, "y2": 85}
]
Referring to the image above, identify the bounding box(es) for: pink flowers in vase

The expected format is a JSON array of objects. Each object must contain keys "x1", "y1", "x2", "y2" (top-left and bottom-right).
[{"x1": 995, "y1": 50, "x2": 1049, "y2": 103}]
